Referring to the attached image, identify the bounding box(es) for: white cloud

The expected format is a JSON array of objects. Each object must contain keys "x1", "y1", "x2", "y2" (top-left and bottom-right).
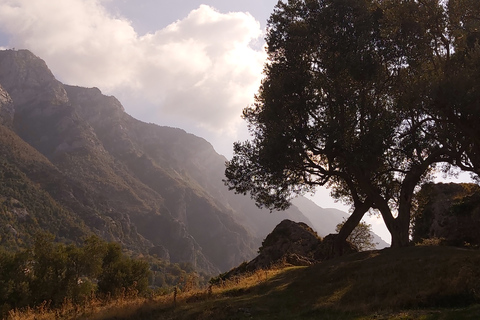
[
  {"x1": 0, "y1": 0, "x2": 139, "y2": 87},
  {"x1": 0, "y1": 0, "x2": 266, "y2": 136}
]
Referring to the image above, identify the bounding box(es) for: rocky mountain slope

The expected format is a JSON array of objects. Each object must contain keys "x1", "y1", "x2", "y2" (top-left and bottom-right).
[
  {"x1": 413, "y1": 182, "x2": 480, "y2": 247},
  {"x1": 0, "y1": 49, "x2": 335, "y2": 273}
]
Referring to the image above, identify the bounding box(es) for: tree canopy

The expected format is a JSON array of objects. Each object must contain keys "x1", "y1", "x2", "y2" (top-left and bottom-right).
[{"x1": 225, "y1": 0, "x2": 480, "y2": 249}]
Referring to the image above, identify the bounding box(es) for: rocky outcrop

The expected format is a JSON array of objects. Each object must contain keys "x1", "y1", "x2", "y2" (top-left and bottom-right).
[
  {"x1": 221, "y1": 220, "x2": 358, "y2": 279},
  {"x1": 412, "y1": 183, "x2": 480, "y2": 247},
  {"x1": 0, "y1": 49, "x2": 68, "y2": 107},
  {"x1": 0, "y1": 85, "x2": 14, "y2": 126},
  {"x1": 255, "y1": 220, "x2": 323, "y2": 267}
]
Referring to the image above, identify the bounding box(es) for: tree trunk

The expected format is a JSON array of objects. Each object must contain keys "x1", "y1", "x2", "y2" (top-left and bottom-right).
[
  {"x1": 389, "y1": 220, "x2": 410, "y2": 247},
  {"x1": 389, "y1": 203, "x2": 412, "y2": 248},
  {"x1": 334, "y1": 199, "x2": 371, "y2": 256}
]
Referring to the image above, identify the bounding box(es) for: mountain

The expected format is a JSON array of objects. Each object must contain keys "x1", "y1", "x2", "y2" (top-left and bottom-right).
[
  {"x1": 291, "y1": 197, "x2": 347, "y2": 237},
  {"x1": 0, "y1": 49, "x2": 335, "y2": 274},
  {"x1": 0, "y1": 49, "x2": 392, "y2": 274},
  {"x1": 292, "y1": 197, "x2": 390, "y2": 249}
]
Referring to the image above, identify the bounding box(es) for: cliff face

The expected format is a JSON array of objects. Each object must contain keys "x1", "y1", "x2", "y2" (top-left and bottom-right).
[
  {"x1": 413, "y1": 182, "x2": 480, "y2": 247},
  {"x1": 0, "y1": 84, "x2": 14, "y2": 126}
]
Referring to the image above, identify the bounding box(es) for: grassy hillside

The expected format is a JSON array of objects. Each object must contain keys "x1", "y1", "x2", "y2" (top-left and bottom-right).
[{"x1": 9, "y1": 245, "x2": 480, "y2": 319}]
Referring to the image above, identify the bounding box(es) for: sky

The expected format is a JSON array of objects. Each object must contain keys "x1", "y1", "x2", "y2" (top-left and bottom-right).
[{"x1": 0, "y1": 0, "x2": 474, "y2": 244}]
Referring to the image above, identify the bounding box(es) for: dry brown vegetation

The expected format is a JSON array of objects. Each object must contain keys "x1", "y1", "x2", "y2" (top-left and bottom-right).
[
  {"x1": 5, "y1": 246, "x2": 480, "y2": 320},
  {"x1": 5, "y1": 267, "x2": 283, "y2": 320}
]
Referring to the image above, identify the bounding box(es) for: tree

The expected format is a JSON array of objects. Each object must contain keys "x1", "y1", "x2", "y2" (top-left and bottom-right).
[
  {"x1": 0, "y1": 234, "x2": 152, "y2": 317},
  {"x1": 97, "y1": 242, "x2": 150, "y2": 297},
  {"x1": 225, "y1": 0, "x2": 474, "y2": 250},
  {"x1": 335, "y1": 220, "x2": 376, "y2": 251}
]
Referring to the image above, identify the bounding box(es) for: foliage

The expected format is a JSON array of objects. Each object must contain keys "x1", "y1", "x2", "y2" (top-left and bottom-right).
[
  {"x1": 225, "y1": 0, "x2": 480, "y2": 248},
  {"x1": 0, "y1": 233, "x2": 207, "y2": 317},
  {"x1": 424, "y1": 0, "x2": 480, "y2": 176},
  {"x1": 97, "y1": 242, "x2": 150, "y2": 297},
  {"x1": 335, "y1": 220, "x2": 376, "y2": 251},
  {"x1": 0, "y1": 234, "x2": 152, "y2": 316}
]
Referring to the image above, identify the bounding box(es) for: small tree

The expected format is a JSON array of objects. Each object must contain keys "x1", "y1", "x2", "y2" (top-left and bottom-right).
[
  {"x1": 335, "y1": 220, "x2": 376, "y2": 252},
  {"x1": 97, "y1": 242, "x2": 150, "y2": 297}
]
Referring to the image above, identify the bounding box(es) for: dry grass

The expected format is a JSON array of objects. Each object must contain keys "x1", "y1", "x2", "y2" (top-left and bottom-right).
[
  {"x1": 5, "y1": 246, "x2": 480, "y2": 320},
  {"x1": 4, "y1": 267, "x2": 283, "y2": 320}
]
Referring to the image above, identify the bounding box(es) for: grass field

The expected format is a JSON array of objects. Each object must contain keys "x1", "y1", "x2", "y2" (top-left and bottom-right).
[{"x1": 7, "y1": 246, "x2": 480, "y2": 320}]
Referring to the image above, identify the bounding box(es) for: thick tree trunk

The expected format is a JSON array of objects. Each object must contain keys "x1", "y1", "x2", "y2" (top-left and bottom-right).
[
  {"x1": 389, "y1": 202, "x2": 412, "y2": 247},
  {"x1": 389, "y1": 220, "x2": 410, "y2": 247},
  {"x1": 374, "y1": 198, "x2": 410, "y2": 248},
  {"x1": 334, "y1": 199, "x2": 371, "y2": 256}
]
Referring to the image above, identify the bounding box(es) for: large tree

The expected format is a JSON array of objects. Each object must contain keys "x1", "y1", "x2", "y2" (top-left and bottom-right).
[{"x1": 225, "y1": 0, "x2": 476, "y2": 249}]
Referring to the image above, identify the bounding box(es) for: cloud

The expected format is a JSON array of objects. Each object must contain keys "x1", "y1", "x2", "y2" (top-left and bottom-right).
[{"x1": 0, "y1": 1, "x2": 266, "y2": 134}]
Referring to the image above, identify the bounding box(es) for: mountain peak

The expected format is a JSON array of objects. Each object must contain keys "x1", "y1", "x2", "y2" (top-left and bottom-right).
[{"x1": 0, "y1": 49, "x2": 68, "y2": 106}]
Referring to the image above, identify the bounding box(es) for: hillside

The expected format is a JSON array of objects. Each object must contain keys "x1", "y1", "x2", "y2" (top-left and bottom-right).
[
  {"x1": 160, "y1": 246, "x2": 480, "y2": 319},
  {"x1": 19, "y1": 245, "x2": 478, "y2": 320},
  {"x1": 0, "y1": 49, "x2": 352, "y2": 274}
]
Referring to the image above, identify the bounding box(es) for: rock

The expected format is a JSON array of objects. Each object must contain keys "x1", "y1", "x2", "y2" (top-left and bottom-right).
[
  {"x1": 220, "y1": 220, "x2": 360, "y2": 280},
  {"x1": 413, "y1": 182, "x2": 480, "y2": 247},
  {"x1": 316, "y1": 233, "x2": 358, "y2": 260},
  {"x1": 0, "y1": 49, "x2": 68, "y2": 106},
  {"x1": 0, "y1": 84, "x2": 14, "y2": 126},
  {"x1": 223, "y1": 220, "x2": 322, "y2": 277}
]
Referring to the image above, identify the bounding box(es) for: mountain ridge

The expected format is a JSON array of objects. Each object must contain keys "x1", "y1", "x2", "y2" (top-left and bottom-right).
[{"x1": 0, "y1": 49, "x2": 385, "y2": 275}]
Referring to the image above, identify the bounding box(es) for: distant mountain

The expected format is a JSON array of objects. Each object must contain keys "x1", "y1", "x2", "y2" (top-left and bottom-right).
[
  {"x1": 292, "y1": 197, "x2": 390, "y2": 249},
  {"x1": 291, "y1": 197, "x2": 347, "y2": 237}
]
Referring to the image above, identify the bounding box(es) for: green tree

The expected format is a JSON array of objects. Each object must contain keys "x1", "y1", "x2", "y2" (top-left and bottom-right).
[
  {"x1": 97, "y1": 242, "x2": 150, "y2": 297},
  {"x1": 335, "y1": 220, "x2": 376, "y2": 251},
  {"x1": 30, "y1": 233, "x2": 68, "y2": 305},
  {"x1": 0, "y1": 234, "x2": 153, "y2": 316},
  {"x1": 0, "y1": 249, "x2": 32, "y2": 312},
  {"x1": 225, "y1": 0, "x2": 472, "y2": 250}
]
